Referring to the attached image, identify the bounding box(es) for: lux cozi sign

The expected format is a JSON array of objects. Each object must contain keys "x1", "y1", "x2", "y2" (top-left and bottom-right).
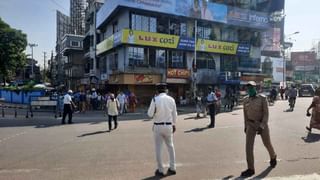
[{"x1": 167, "y1": 69, "x2": 190, "y2": 79}]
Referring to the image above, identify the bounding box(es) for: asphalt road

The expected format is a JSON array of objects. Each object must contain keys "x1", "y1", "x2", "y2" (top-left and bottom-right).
[{"x1": 0, "y1": 97, "x2": 320, "y2": 180}]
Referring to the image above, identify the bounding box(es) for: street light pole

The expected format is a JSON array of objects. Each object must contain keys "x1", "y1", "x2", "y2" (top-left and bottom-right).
[
  {"x1": 281, "y1": 31, "x2": 299, "y2": 87},
  {"x1": 28, "y1": 43, "x2": 38, "y2": 79}
]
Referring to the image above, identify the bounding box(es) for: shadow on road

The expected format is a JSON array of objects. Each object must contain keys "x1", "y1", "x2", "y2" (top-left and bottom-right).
[
  {"x1": 301, "y1": 132, "x2": 320, "y2": 143},
  {"x1": 222, "y1": 167, "x2": 273, "y2": 180},
  {"x1": 253, "y1": 166, "x2": 273, "y2": 179},
  {"x1": 184, "y1": 116, "x2": 206, "y2": 120},
  {"x1": 184, "y1": 126, "x2": 211, "y2": 133},
  {"x1": 78, "y1": 130, "x2": 110, "y2": 137}
]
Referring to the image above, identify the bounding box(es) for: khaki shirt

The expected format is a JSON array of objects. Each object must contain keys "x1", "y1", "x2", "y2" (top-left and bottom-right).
[{"x1": 243, "y1": 94, "x2": 269, "y2": 129}]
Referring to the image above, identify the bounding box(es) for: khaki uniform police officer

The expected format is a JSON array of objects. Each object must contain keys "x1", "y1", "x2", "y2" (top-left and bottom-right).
[
  {"x1": 147, "y1": 83, "x2": 177, "y2": 177},
  {"x1": 241, "y1": 81, "x2": 277, "y2": 177}
]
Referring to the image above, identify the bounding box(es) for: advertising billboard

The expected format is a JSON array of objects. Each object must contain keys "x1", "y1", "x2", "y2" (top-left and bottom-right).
[
  {"x1": 261, "y1": 28, "x2": 281, "y2": 52},
  {"x1": 97, "y1": 0, "x2": 269, "y2": 29},
  {"x1": 261, "y1": 56, "x2": 284, "y2": 83},
  {"x1": 97, "y1": 29, "x2": 251, "y2": 56},
  {"x1": 291, "y1": 51, "x2": 317, "y2": 67},
  {"x1": 227, "y1": 7, "x2": 270, "y2": 29}
]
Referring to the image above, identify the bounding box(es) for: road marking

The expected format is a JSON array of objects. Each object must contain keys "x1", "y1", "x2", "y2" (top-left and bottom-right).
[
  {"x1": 0, "y1": 131, "x2": 28, "y2": 144},
  {"x1": 0, "y1": 168, "x2": 41, "y2": 174},
  {"x1": 264, "y1": 173, "x2": 320, "y2": 180}
]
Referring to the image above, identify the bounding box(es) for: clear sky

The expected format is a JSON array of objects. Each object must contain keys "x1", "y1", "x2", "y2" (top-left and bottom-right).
[{"x1": 0, "y1": 0, "x2": 319, "y2": 67}]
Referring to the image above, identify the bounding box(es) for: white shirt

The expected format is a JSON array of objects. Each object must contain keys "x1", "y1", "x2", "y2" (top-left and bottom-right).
[
  {"x1": 147, "y1": 93, "x2": 177, "y2": 125},
  {"x1": 117, "y1": 94, "x2": 126, "y2": 104},
  {"x1": 63, "y1": 94, "x2": 72, "y2": 104},
  {"x1": 107, "y1": 99, "x2": 119, "y2": 116}
]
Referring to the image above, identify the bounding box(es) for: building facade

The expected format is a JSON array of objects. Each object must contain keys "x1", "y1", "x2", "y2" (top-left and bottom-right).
[
  {"x1": 81, "y1": 0, "x2": 104, "y2": 90},
  {"x1": 94, "y1": 0, "x2": 284, "y2": 104},
  {"x1": 70, "y1": 0, "x2": 87, "y2": 35}
]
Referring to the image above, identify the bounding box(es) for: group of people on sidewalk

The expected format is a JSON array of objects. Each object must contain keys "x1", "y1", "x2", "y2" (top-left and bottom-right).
[{"x1": 72, "y1": 89, "x2": 138, "y2": 114}]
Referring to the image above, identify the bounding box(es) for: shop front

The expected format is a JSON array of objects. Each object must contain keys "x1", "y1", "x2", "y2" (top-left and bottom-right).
[
  {"x1": 109, "y1": 73, "x2": 162, "y2": 105},
  {"x1": 166, "y1": 68, "x2": 191, "y2": 103}
]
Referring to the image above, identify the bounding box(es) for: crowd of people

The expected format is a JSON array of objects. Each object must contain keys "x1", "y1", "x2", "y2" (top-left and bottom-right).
[
  {"x1": 56, "y1": 81, "x2": 320, "y2": 178},
  {"x1": 67, "y1": 89, "x2": 137, "y2": 115}
]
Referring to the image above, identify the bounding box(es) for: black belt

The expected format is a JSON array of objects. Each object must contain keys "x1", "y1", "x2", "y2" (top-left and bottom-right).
[
  {"x1": 154, "y1": 122, "x2": 172, "y2": 125},
  {"x1": 247, "y1": 119, "x2": 255, "y2": 123}
]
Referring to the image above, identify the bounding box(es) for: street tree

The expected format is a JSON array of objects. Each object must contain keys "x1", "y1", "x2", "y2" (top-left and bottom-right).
[{"x1": 0, "y1": 18, "x2": 27, "y2": 86}]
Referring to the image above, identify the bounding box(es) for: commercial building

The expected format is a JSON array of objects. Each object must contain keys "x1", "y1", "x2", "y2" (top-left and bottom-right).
[
  {"x1": 54, "y1": 0, "x2": 87, "y2": 89},
  {"x1": 54, "y1": 10, "x2": 71, "y2": 87},
  {"x1": 94, "y1": 0, "x2": 285, "y2": 104},
  {"x1": 70, "y1": 0, "x2": 87, "y2": 35},
  {"x1": 81, "y1": 0, "x2": 104, "y2": 90}
]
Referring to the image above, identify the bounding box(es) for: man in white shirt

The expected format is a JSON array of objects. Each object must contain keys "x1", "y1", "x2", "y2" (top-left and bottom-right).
[
  {"x1": 147, "y1": 83, "x2": 177, "y2": 177},
  {"x1": 62, "y1": 90, "x2": 76, "y2": 124},
  {"x1": 206, "y1": 86, "x2": 218, "y2": 128},
  {"x1": 116, "y1": 91, "x2": 126, "y2": 115}
]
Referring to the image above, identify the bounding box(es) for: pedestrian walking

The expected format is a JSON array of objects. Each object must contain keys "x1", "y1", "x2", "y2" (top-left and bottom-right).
[
  {"x1": 62, "y1": 90, "x2": 76, "y2": 124},
  {"x1": 206, "y1": 86, "x2": 218, "y2": 128},
  {"x1": 215, "y1": 88, "x2": 222, "y2": 114},
  {"x1": 147, "y1": 83, "x2": 177, "y2": 177},
  {"x1": 106, "y1": 93, "x2": 120, "y2": 131},
  {"x1": 288, "y1": 85, "x2": 297, "y2": 111},
  {"x1": 195, "y1": 94, "x2": 202, "y2": 118},
  {"x1": 129, "y1": 92, "x2": 137, "y2": 113},
  {"x1": 279, "y1": 86, "x2": 285, "y2": 100},
  {"x1": 241, "y1": 81, "x2": 277, "y2": 177},
  {"x1": 79, "y1": 91, "x2": 86, "y2": 113},
  {"x1": 117, "y1": 91, "x2": 126, "y2": 115},
  {"x1": 306, "y1": 88, "x2": 320, "y2": 132}
]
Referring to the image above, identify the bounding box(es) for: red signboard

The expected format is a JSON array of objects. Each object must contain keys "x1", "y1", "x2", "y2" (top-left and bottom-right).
[{"x1": 167, "y1": 69, "x2": 190, "y2": 79}]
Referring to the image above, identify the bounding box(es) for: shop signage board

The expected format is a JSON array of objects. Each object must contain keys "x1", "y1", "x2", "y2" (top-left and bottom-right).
[
  {"x1": 167, "y1": 69, "x2": 190, "y2": 79},
  {"x1": 135, "y1": 74, "x2": 153, "y2": 84}
]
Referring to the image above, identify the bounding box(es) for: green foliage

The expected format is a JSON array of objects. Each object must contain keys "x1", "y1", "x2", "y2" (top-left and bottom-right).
[{"x1": 0, "y1": 18, "x2": 28, "y2": 85}]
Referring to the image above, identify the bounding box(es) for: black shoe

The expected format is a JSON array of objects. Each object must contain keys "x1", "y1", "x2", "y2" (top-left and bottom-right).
[
  {"x1": 167, "y1": 168, "x2": 176, "y2": 175},
  {"x1": 61, "y1": 122, "x2": 65, "y2": 124},
  {"x1": 154, "y1": 169, "x2": 165, "y2": 177},
  {"x1": 241, "y1": 169, "x2": 255, "y2": 177},
  {"x1": 68, "y1": 121, "x2": 73, "y2": 124},
  {"x1": 270, "y1": 155, "x2": 277, "y2": 168},
  {"x1": 306, "y1": 126, "x2": 312, "y2": 132}
]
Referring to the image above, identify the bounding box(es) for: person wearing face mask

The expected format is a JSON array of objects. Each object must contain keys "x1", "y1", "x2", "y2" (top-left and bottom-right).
[{"x1": 241, "y1": 81, "x2": 277, "y2": 178}]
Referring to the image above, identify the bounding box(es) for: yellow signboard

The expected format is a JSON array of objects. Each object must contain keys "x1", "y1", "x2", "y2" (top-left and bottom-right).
[
  {"x1": 122, "y1": 29, "x2": 179, "y2": 49},
  {"x1": 96, "y1": 35, "x2": 114, "y2": 55},
  {"x1": 196, "y1": 39, "x2": 238, "y2": 55}
]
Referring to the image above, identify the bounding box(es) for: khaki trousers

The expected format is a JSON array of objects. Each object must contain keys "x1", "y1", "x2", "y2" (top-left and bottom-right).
[{"x1": 246, "y1": 124, "x2": 276, "y2": 170}]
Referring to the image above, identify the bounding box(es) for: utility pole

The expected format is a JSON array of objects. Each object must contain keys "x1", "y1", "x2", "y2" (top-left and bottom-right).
[
  {"x1": 28, "y1": 43, "x2": 38, "y2": 79},
  {"x1": 43, "y1": 52, "x2": 47, "y2": 82}
]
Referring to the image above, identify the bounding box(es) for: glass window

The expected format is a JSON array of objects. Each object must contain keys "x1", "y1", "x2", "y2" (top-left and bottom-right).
[
  {"x1": 129, "y1": 47, "x2": 145, "y2": 67},
  {"x1": 180, "y1": 23, "x2": 187, "y2": 36},
  {"x1": 196, "y1": 53, "x2": 216, "y2": 69},
  {"x1": 170, "y1": 51, "x2": 185, "y2": 68},
  {"x1": 131, "y1": 14, "x2": 157, "y2": 32},
  {"x1": 70, "y1": 41, "x2": 80, "y2": 47},
  {"x1": 197, "y1": 25, "x2": 212, "y2": 40},
  {"x1": 222, "y1": 28, "x2": 238, "y2": 42},
  {"x1": 150, "y1": 17, "x2": 157, "y2": 32},
  {"x1": 156, "y1": 50, "x2": 166, "y2": 68},
  {"x1": 221, "y1": 55, "x2": 238, "y2": 71}
]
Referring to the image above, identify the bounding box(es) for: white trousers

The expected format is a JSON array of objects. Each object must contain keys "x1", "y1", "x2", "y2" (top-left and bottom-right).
[
  {"x1": 153, "y1": 125, "x2": 176, "y2": 173},
  {"x1": 119, "y1": 102, "x2": 125, "y2": 114}
]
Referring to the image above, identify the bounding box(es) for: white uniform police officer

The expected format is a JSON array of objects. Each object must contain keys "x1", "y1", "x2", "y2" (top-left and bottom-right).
[
  {"x1": 147, "y1": 83, "x2": 177, "y2": 177},
  {"x1": 62, "y1": 90, "x2": 76, "y2": 124}
]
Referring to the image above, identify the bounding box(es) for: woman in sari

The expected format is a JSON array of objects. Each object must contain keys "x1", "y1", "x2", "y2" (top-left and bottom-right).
[{"x1": 306, "y1": 88, "x2": 320, "y2": 132}]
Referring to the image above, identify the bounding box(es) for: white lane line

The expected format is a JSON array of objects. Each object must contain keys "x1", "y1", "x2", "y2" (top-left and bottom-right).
[
  {"x1": 264, "y1": 173, "x2": 320, "y2": 180},
  {"x1": 0, "y1": 131, "x2": 28, "y2": 144}
]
